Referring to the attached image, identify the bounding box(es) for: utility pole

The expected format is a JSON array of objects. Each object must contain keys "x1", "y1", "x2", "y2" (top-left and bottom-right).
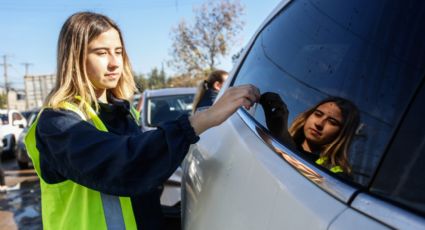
[
  {"x1": 22, "y1": 63, "x2": 33, "y2": 108},
  {"x1": 22, "y1": 63, "x2": 33, "y2": 109},
  {"x1": 0, "y1": 55, "x2": 11, "y2": 110},
  {"x1": 21, "y1": 62, "x2": 33, "y2": 76}
]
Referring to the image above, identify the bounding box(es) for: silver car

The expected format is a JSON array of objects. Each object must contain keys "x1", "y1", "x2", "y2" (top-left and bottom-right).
[{"x1": 181, "y1": 0, "x2": 425, "y2": 229}]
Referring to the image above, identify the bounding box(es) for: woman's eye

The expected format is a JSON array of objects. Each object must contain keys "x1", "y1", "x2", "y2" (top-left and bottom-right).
[
  {"x1": 96, "y1": 52, "x2": 107, "y2": 55},
  {"x1": 328, "y1": 119, "x2": 340, "y2": 126},
  {"x1": 314, "y1": 111, "x2": 323, "y2": 117}
]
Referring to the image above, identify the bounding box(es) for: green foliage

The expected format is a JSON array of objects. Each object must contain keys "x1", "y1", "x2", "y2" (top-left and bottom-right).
[
  {"x1": 0, "y1": 93, "x2": 7, "y2": 109},
  {"x1": 133, "y1": 67, "x2": 168, "y2": 91},
  {"x1": 134, "y1": 73, "x2": 147, "y2": 92},
  {"x1": 147, "y1": 67, "x2": 166, "y2": 89}
]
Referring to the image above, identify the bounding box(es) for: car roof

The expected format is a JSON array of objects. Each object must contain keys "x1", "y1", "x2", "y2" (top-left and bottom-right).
[{"x1": 143, "y1": 87, "x2": 196, "y2": 98}]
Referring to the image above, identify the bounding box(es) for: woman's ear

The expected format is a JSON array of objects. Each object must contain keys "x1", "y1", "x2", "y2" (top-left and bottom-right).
[{"x1": 213, "y1": 81, "x2": 222, "y2": 91}]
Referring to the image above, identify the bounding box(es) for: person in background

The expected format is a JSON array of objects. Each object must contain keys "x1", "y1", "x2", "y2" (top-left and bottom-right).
[
  {"x1": 260, "y1": 92, "x2": 359, "y2": 175},
  {"x1": 25, "y1": 12, "x2": 259, "y2": 230},
  {"x1": 192, "y1": 70, "x2": 229, "y2": 113}
]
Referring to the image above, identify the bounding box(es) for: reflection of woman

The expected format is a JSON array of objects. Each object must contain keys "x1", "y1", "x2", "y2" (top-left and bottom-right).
[
  {"x1": 261, "y1": 93, "x2": 360, "y2": 174},
  {"x1": 192, "y1": 70, "x2": 228, "y2": 113}
]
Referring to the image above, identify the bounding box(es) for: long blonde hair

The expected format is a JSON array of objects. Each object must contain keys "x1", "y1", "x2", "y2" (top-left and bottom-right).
[
  {"x1": 192, "y1": 70, "x2": 228, "y2": 113},
  {"x1": 45, "y1": 12, "x2": 136, "y2": 110},
  {"x1": 289, "y1": 97, "x2": 360, "y2": 173}
]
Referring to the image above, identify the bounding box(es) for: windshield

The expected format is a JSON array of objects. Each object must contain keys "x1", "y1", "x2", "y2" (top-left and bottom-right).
[{"x1": 147, "y1": 94, "x2": 194, "y2": 126}]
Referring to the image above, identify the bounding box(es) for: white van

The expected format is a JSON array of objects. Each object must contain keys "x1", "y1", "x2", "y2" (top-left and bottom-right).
[{"x1": 0, "y1": 109, "x2": 27, "y2": 158}]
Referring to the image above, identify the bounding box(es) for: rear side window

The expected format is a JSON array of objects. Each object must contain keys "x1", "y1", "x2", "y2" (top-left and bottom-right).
[
  {"x1": 12, "y1": 112, "x2": 23, "y2": 121},
  {"x1": 371, "y1": 82, "x2": 425, "y2": 216},
  {"x1": 233, "y1": 0, "x2": 425, "y2": 186}
]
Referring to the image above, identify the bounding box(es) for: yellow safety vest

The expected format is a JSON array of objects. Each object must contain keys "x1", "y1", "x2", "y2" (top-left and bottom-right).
[
  {"x1": 315, "y1": 156, "x2": 344, "y2": 173},
  {"x1": 25, "y1": 100, "x2": 138, "y2": 230}
]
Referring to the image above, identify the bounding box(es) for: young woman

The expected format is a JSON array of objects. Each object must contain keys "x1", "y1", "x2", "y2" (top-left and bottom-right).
[
  {"x1": 25, "y1": 12, "x2": 259, "y2": 230},
  {"x1": 192, "y1": 69, "x2": 228, "y2": 113},
  {"x1": 261, "y1": 93, "x2": 359, "y2": 174}
]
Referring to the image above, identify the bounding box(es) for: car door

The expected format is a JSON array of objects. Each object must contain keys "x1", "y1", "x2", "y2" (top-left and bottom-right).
[{"x1": 182, "y1": 0, "x2": 425, "y2": 229}]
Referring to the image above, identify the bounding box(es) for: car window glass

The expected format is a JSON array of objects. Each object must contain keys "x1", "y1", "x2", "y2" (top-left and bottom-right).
[
  {"x1": 12, "y1": 113, "x2": 23, "y2": 121},
  {"x1": 147, "y1": 94, "x2": 194, "y2": 126},
  {"x1": 370, "y1": 82, "x2": 425, "y2": 217},
  {"x1": 232, "y1": 0, "x2": 425, "y2": 186}
]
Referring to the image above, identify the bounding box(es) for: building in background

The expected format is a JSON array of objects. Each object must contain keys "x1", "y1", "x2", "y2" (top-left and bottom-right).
[
  {"x1": 8, "y1": 89, "x2": 26, "y2": 111},
  {"x1": 24, "y1": 74, "x2": 55, "y2": 110},
  {"x1": 0, "y1": 87, "x2": 26, "y2": 111}
]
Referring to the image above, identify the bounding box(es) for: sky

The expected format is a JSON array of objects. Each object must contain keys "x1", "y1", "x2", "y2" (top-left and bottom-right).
[{"x1": 0, "y1": 0, "x2": 281, "y2": 89}]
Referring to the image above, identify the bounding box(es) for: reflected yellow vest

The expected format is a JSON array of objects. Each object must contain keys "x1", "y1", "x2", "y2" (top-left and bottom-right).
[
  {"x1": 315, "y1": 157, "x2": 343, "y2": 173},
  {"x1": 25, "y1": 101, "x2": 138, "y2": 230}
]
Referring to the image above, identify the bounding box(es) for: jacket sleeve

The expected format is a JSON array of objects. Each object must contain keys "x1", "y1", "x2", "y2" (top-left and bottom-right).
[{"x1": 36, "y1": 109, "x2": 199, "y2": 196}]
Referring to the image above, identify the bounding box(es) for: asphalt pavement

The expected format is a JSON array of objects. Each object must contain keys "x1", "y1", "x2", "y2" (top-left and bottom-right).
[{"x1": 0, "y1": 159, "x2": 41, "y2": 230}]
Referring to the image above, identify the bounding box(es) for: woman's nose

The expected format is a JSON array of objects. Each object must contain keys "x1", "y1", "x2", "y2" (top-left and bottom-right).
[
  {"x1": 108, "y1": 54, "x2": 120, "y2": 68},
  {"x1": 314, "y1": 119, "x2": 325, "y2": 130}
]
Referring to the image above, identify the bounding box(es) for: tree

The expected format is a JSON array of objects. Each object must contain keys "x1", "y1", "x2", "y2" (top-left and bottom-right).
[
  {"x1": 147, "y1": 67, "x2": 166, "y2": 89},
  {"x1": 0, "y1": 93, "x2": 6, "y2": 109},
  {"x1": 167, "y1": 73, "x2": 205, "y2": 88},
  {"x1": 169, "y1": 0, "x2": 244, "y2": 75},
  {"x1": 133, "y1": 66, "x2": 168, "y2": 92},
  {"x1": 133, "y1": 73, "x2": 148, "y2": 92}
]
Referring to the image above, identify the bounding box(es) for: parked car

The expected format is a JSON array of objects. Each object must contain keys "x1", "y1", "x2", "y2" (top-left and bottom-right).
[
  {"x1": 0, "y1": 109, "x2": 27, "y2": 159},
  {"x1": 181, "y1": 0, "x2": 425, "y2": 229},
  {"x1": 136, "y1": 87, "x2": 196, "y2": 220},
  {"x1": 15, "y1": 109, "x2": 40, "y2": 169},
  {"x1": 139, "y1": 87, "x2": 196, "y2": 132}
]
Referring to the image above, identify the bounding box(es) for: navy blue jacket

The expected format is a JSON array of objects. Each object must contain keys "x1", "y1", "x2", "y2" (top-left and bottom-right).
[
  {"x1": 195, "y1": 89, "x2": 218, "y2": 110},
  {"x1": 35, "y1": 95, "x2": 199, "y2": 229}
]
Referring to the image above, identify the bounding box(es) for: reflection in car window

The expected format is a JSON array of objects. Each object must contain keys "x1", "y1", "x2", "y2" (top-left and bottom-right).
[
  {"x1": 147, "y1": 94, "x2": 194, "y2": 126},
  {"x1": 233, "y1": 0, "x2": 425, "y2": 185},
  {"x1": 260, "y1": 93, "x2": 360, "y2": 177}
]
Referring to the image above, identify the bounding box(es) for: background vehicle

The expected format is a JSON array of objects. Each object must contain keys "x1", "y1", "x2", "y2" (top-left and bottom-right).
[
  {"x1": 137, "y1": 87, "x2": 196, "y2": 221},
  {"x1": 138, "y1": 87, "x2": 196, "y2": 132},
  {"x1": 0, "y1": 109, "x2": 27, "y2": 159},
  {"x1": 15, "y1": 109, "x2": 40, "y2": 169},
  {"x1": 182, "y1": 0, "x2": 425, "y2": 229}
]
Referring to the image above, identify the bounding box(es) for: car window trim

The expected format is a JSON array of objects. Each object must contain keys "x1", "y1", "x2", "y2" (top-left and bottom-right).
[
  {"x1": 237, "y1": 108, "x2": 359, "y2": 203},
  {"x1": 351, "y1": 193, "x2": 425, "y2": 229}
]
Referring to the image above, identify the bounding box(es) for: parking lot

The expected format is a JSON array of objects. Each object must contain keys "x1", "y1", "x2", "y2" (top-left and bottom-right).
[
  {"x1": 0, "y1": 159, "x2": 41, "y2": 230},
  {"x1": 0, "y1": 158, "x2": 182, "y2": 230}
]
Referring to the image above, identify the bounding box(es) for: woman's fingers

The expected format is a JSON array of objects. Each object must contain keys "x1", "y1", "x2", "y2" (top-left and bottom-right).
[
  {"x1": 189, "y1": 84, "x2": 260, "y2": 135},
  {"x1": 226, "y1": 84, "x2": 260, "y2": 108}
]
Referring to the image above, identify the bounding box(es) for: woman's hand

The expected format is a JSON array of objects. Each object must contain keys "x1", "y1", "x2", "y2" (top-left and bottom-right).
[
  {"x1": 260, "y1": 92, "x2": 294, "y2": 147},
  {"x1": 260, "y1": 92, "x2": 289, "y2": 135},
  {"x1": 189, "y1": 84, "x2": 260, "y2": 135}
]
